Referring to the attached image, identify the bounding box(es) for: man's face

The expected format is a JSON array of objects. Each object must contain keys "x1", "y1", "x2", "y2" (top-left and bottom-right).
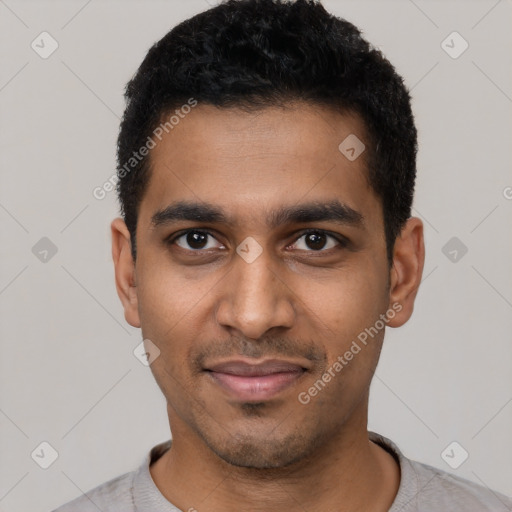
[{"x1": 126, "y1": 103, "x2": 397, "y2": 468}]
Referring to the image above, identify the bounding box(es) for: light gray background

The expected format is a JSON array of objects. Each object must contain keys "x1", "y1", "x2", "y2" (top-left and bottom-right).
[{"x1": 1, "y1": 0, "x2": 511, "y2": 510}]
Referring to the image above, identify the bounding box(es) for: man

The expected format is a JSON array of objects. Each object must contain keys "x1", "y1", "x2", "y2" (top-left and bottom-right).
[{"x1": 54, "y1": 0, "x2": 512, "y2": 510}]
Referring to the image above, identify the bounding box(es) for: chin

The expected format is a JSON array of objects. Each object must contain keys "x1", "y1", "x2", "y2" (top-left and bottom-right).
[{"x1": 205, "y1": 430, "x2": 320, "y2": 470}]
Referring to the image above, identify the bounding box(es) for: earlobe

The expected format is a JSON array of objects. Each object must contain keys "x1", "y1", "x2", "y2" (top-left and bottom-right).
[
  {"x1": 387, "y1": 217, "x2": 425, "y2": 328},
  {"x1": 111, "y1": 218, "x2": 141, "y2": 328}
]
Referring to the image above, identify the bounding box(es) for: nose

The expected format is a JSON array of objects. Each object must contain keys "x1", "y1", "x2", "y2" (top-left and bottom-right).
[{"x1": 215, "y1": 251, "x2": 295, "y2": 340}]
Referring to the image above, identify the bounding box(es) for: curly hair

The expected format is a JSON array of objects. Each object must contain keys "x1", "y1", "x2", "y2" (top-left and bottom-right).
[{"x1": 116, "y1": 0, "x2": 417, "y2": 262}]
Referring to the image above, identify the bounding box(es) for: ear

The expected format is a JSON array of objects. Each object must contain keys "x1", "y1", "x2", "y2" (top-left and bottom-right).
[
  {"x1": 387, "y1": 217, "x2": 425, "y2": 328},
  {"x1": 111, "y1": 218, "x2": 141, "y2": 328}
]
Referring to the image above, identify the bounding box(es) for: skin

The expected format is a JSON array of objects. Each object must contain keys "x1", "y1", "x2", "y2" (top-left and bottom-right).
[{"x1": 112, "y1": 102, "x2": 424, "y2": 512}]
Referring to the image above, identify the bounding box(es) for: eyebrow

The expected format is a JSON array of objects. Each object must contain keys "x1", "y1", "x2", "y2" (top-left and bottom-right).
[{"x1": 150, "y1": 199, "x2": 364, "y2": 229}]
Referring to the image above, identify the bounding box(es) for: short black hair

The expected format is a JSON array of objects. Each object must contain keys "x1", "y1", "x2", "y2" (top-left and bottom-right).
[{"x1": 116, "y1": 0, "x2": 417, "y2": 262}]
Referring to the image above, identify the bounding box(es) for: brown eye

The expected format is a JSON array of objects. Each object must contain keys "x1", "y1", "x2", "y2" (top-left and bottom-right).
[
  {"x1": 291, "y1": 230, "x2": 342, "y2": 252},
  {"x1": 305, "y1": 232, "x2": 327, "y2": 250},
  {"x1": 173, "y1": 230, "x2": 224, "y2": 251}
]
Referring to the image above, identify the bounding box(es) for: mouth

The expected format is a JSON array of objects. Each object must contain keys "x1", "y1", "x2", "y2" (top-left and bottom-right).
[{"x1": 204, "y1": 359, "x2": 308, "y2": 402}]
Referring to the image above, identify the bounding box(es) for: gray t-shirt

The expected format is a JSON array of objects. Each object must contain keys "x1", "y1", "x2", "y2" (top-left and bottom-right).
[{"x1": 53, "y1": 431, "x2": 512, "y2": 511}]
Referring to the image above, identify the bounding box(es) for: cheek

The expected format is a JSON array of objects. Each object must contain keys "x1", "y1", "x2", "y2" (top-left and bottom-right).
[
  {"x1": 136, "y1": 255, "x2": 217, "y2": 335},
  {"x1": 300, "y1": 265, "x2": 387, "y2": 331},
  {"x1": 291, "y1": 265, "x2": 389, "y2": 382},
  {"x1": 302, "y1": 274, "x2": 388, "y2": 405}
]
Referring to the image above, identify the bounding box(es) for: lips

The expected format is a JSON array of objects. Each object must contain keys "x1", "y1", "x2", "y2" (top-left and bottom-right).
[{"x1": 205, "y1": 359, "x2": 306, "y2": 401}]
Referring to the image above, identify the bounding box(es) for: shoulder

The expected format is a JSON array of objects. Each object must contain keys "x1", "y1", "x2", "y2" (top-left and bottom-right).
[
  {"x1": 408, "y1": 458, "x2": 512, "y2": 511},
  {"x1": 369, "y1": 432, "x2": 512, "y2": 512},
  {"x1": 51, "y1": 440, "x2": 172, "y2": 512},
  {"x1": 52, "y1": 470, "x2": 136, "y2": 512}
]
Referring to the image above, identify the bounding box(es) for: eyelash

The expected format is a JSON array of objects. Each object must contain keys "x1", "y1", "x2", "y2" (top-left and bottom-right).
[{"x1": 166, "y1": 228, "x2": 348, "y2": 253}]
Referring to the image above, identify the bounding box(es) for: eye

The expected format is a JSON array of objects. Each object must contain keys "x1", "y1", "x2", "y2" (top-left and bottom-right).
[
  {"x1": 290, "y1": 230, "x2": 345, "y2": 252},
  {"x1": 172, "y1": 230, "x2": 224, "y2": 251}
]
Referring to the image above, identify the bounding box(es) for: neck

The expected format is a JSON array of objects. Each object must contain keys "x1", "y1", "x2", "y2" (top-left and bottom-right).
[{"x1": 150, "y1": 405, "x2": 400, "y2": 512}]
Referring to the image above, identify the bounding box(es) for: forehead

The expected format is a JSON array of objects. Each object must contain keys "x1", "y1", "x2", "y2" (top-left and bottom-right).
[{"x1": 138, "y1": 103, "x2": 382, "y2": 230}]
